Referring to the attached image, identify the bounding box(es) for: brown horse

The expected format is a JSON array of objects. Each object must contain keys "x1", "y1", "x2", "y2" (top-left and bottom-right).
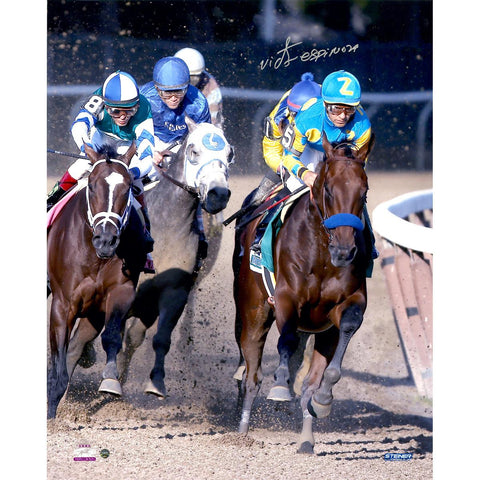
[
  {"x1": 47, "y1": 142, "x2": 148, "y2": 419},
  {"x1": 233, "y1": 134, "x2": 375, "y2": 453}
]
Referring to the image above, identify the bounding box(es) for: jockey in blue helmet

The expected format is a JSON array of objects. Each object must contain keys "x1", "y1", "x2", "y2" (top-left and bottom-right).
[
  {"x1": 281, "y1": 69, "x2": 377, "y2": 260},
  {"x1": 246, "y1": 73, "x2": 322, "y2": 208},
  {"x1": 140, "y1": 56, "x2": 211, "y2": 170},
  {"x1": 286, "y1": 72, "x2": 322, "y2": 113},
  {"x1": 140, "y1": 56, "x2": 212, "y2": 258},
  {"x1": 48, "y1": 70, "x2": 155, "y2": 209}
]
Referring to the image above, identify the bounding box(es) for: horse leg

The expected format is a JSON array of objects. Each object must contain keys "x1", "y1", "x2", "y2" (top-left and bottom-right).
[
  {"x1": 67, "y1": 318, "x2": 100, "y2": 379},
  {"x1": 47, "y1": 298, "x2": 75, "y2": 419},
  {"x1": 99, "y1": 289, "x2": 134, "y2": 396},
  {"x1": 145, "y1": 287, "x2": 190, "y2": 398},
  {"x1": 296, "y1": 329, "x2": 337, "y2": 454},
  {"x1": 233, "y1": 305, "x2": 246, "y2": 382},
  {"x1": 117, "y1": 316, "x2": 148, "y2": 384},
  {"x1": 267, "y1": 321, "x2": 299, "y2": 402},
  {"x1": 238, "y1": 301, "x2": 273, "y2": 434},
  {"x1": 308, "y1": 303, "x2": 364, "y2": 417}
]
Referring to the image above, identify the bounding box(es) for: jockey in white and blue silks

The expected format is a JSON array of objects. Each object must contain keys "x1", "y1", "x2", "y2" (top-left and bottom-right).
[
  {"x1": 46, "y1": 70, "x2": 157, "y2": 272},
  {"x1": 140, "y1": 56, "x2": 211, "y2": 178},
  {"x1": 47, "y1": 70, "x2": 155, "y2": 207}
]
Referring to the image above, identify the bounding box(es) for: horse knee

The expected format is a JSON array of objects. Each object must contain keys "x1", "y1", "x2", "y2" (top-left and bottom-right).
[{"x1": 340, "y1": 305, "x2": 363, "y2": 336}]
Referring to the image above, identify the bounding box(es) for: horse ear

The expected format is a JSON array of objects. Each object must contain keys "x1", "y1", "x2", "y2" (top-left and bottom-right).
[
  {"x1": 121, "y1": 141, "x2": 137, "y2": 166},
  {"x1": 83, "y1": 143, "x2": 102, "y2": 163},
  {"x1": 322, "y1": 133, "x2": 334, "y2": 159},
  {"x1": 185, "y1": 116, "x2": 198, "y2": 133},
  {"x1": 357, "y1": 132, "x2": 375, "y2": 162}
]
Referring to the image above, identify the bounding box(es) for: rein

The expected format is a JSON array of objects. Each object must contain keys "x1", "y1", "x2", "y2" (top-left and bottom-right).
[
  {"x1": 86, "y1": 158, "x2": 133, "y2": 232},
  {"x1": 160, "y1": 169, "x2": 199, "y2": 197}
]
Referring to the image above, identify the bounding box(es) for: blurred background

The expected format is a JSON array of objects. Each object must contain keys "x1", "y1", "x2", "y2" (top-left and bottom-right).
[{"x1": 47, "y1": 0, "x2": 432, "y2": 176}]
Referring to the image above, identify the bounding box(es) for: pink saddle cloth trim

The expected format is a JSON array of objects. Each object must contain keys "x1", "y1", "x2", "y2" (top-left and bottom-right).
[{"x1": 47, "y1": 188, "x2": 80, "y2": 228}]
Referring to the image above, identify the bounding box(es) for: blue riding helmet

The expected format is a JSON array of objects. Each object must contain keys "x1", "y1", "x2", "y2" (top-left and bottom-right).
[
  {"x1": 322, "y1": 70, "x2": 361, "y2": 106},
  {"x1": 287, "y1": 72, "x2": 322, "y2": 112},
  {"x1": 102, "y1": 71, "x2": 139, "y2": 107},
  {"x1": 153, "y1": 56, "x2": 190, "y2": 91}
]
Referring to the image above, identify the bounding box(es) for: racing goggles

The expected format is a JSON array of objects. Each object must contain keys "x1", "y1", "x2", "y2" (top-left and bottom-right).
[
  {"x1": 157, "y1": 87, "x2": 188, "y2": 99},
  {"x1": 106, "y1": 105, "x2": 138, "y2": 118},
  {"x1": 326, "y1": 104, "x2": 356, "y2": 116}
]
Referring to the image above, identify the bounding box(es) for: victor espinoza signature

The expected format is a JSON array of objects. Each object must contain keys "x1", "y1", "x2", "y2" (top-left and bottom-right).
[{"x1": 259, "y1": 37, "x2": 359, "y2": 70}]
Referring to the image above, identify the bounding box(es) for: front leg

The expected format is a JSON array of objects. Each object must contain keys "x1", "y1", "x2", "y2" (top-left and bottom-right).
[
  {"x1": 308, "y1": 298, "x2": 365, "y2": 417},
  {"x1": 99, "y1": 286, "x2": 135, "y2": 396}
]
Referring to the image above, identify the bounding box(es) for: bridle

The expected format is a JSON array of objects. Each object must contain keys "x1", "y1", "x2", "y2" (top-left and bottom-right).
[
  {"x1": 86, "y1": 158, "x2": 133, "y2": 233},
  {"x1": 310, "y1": 157, "x2": 366, "y2": 240}
]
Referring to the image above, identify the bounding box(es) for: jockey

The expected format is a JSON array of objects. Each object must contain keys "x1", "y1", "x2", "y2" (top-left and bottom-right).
[
  {"x1": 281, "y1": 70, "x2": 372, "y2": 188},
  {"x1": 280, "y1": 69, "x2": 377, "y2": 258},
  {"x1": 140, "y1": 56, "x2": 211, "y2": 172},
  {"x1": 249, "y1": 72, "x2": 322, "y2": 206},
  {"x1": 46, "y1": 70, "x2": 157, "y2": 273},
  {"x1": 174, "y1": 47, "x2": 224, "y2": 130},
  {"x1": 140, "y1": 56, "x2": 211, "y2": 259},
  {"x1": 252, "y1": 70, "x2": 377, "y2": 260}
]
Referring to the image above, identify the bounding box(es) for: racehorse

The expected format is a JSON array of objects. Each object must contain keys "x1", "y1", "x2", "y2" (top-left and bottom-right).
[
  {"x1": 68, "y1": 118, "x2": 233, "y2": 399},
  {"x1": 47, "y1": 142, "x2": 148, "y2": 419},
  {"x1": 233, "y1": 134, "x2": 375, "y2": 453}
]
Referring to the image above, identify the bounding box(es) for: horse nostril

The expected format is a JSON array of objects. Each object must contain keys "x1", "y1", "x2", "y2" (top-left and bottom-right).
[{"x1": 109, "y1": 236, "x2": 119, "y2": 247}]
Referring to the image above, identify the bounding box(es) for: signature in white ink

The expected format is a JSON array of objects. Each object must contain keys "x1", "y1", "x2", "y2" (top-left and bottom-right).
[{"x1": 259, "y1": 37, "x2": 359, "y2": 70}]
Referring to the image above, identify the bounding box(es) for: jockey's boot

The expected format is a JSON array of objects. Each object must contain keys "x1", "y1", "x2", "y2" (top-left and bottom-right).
[
  {"x1": 363, "y1": 205, "x2": 379, "y2": 260},
  {"x1": 47, "y1": 171, "x2": 78, "y2": 211},
  {"x1": 250, "y1": 206, "x2": 278, "y2": 256},
  {"x1": 249, "y1": 172, "x2": 281, "y2": 206}
]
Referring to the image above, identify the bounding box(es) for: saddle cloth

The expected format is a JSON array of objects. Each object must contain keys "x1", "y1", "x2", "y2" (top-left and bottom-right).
[{"x1": 249, "y1": 187, "x2": 309, "y2": 298}]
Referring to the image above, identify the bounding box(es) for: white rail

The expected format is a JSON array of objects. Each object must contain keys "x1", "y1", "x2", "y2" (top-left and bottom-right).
[
  {"x1": 48, "y1": 85, "x2": 432, "y2": 170},
  {"x1": 372, "y1": 189, "x2": 433, "y2": 254}
]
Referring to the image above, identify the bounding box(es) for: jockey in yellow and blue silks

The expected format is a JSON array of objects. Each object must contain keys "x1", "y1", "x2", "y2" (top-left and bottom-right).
[
  {"x1": 249, "y1": 72, "x2": 322, "y2": 205},
  {"x1": 280, "y1": 70, "x2": 371, "y2": 189},
  {"x1": 252, "y1": 70, "x2": 377, "y2": 261},
  {"x1": 280, "y1": 70, "x2": 377, "y2": 259}
]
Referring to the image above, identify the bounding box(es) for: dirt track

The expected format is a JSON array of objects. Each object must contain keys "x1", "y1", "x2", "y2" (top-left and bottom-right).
[{"x1": 47, "y1": 171, "x2": 433, "y2": 479}]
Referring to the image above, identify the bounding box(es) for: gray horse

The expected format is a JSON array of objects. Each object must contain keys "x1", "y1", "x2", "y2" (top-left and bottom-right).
[{"x1": 66, "y1": 118, "x2": 233, "y2": 400}]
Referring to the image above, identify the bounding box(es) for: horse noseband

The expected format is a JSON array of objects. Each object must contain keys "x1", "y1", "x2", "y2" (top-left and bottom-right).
[{"x1": 323, "y1": 213, "x2": 364, "y2": 231}]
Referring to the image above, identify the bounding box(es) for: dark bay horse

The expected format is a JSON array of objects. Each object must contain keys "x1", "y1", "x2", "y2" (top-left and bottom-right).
[
  {"x1": 233, "y1": 134, "x2": 375, "y2": 453},
  {"x1": 47, "y1": 142, "x2": 148, "y2": 419},
  {"x1": 69, "y1": 119, "x2": 233, "y2": 399}
]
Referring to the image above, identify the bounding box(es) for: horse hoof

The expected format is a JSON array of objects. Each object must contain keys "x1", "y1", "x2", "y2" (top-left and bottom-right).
[
  {"x1": 238, "y1": 421, "x2": 249, "y2": 435},
  {"x1": 297, "y1": 441, "x2": 314, "y2": 454},
  {"x1": 307, "y1": 397, "x2": 332, "y2": 418},
  {"x1": 144, "y1": 379, "x2": 166, "y2": 399},
  {"x1": 233, "y1": 365, "x2": 245, "y2": 381},
  {"x1": 99, "y1": 378, "x2": 122, "y2": 396},
  {"x1": 267, "y1": 385, "x2": 292, "y2": 402}
]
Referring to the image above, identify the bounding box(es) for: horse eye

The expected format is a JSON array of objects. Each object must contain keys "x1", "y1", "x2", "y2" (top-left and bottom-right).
[
  {"x1": 227, "y1": 146, "x2": 235, "y2": 164},
  {"x1": 188, "y1": 150, "x2": 199, "y2": 165}
]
